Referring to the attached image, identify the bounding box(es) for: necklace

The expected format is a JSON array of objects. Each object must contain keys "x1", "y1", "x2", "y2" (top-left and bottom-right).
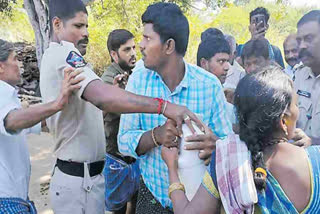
[{"x1": 267, "y1": 137, "x2": 288, "y2": 146}]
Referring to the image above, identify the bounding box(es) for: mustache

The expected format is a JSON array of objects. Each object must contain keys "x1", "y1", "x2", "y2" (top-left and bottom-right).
[
  {"x1": 130, "y1": 56, "x2": 136, "y2": 62},
  {"x1": 299, "y1": 49, "x2": 312, "y2": 59},
  {"x1": 77, "y1": 37, "x2": 89, "y2": 45},
  {"x1": 287, "y1": 57, "x2": 298, "y2": 62}
]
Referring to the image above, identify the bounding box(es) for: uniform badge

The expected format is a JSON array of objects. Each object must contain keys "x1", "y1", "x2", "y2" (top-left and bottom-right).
[
  {"x1": 297, "y1": 90, "x2": 311, "y2": 98},
  {"x1": 66, "y1": 51, "x2": 87, "y2": 68}
]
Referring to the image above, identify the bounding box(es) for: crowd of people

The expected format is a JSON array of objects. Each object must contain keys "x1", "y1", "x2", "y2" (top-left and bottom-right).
[{"x1": 0, "y1": 0, "x2": 320, "y2": 214}]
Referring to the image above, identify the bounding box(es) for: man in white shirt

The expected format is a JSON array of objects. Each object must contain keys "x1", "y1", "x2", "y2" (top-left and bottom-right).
[
  {"x1": 224, "y1": 34, "x2": 245, "y2": 89},
  {"x1": 0, "y1": 39, "x2": 83, "y2": 213},
  {"x1": 283, "y1": 34, "x2": 300, "y2": 80}
]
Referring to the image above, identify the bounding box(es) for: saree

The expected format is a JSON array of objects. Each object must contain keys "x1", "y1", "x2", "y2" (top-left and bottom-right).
[
  {"x1": 203, "y1": 146, "x2": 320, "y2": 214},
  {"x1": 258, "y1": 146, "x2": 320, "y2": 214}
]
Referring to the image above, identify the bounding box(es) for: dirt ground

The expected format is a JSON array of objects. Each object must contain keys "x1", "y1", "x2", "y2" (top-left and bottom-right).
[
  {"x1": 27, "y1": 132, "x2": 55, "y2": 214},
  {"x1": 27, "y1": 132, "x2": 111, "y2": 214}
]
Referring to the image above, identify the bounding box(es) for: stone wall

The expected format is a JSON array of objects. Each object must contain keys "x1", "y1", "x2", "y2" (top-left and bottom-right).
[{"x1": 14, "y1": 42, "x2": 41, "y2": 104}]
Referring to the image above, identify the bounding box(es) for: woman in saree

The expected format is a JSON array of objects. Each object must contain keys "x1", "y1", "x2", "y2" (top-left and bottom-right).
[{"x1": 161, "y1": 65, "x2": 320, "y2": 214}]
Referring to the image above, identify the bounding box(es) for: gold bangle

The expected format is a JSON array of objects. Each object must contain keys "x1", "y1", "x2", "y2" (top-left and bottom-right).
[
  {"x1": 168, "y1": 182, "x2": 185, "y2": 199},
  {"x1": 255, "y1": 167, "x2": 267, "y2": 177},
  {"x1": 151, "y1": 127, "x2": 160, "y2": 147},
  {"x1": 162, "y1": 101, "x2": 168, "y2": 115}
]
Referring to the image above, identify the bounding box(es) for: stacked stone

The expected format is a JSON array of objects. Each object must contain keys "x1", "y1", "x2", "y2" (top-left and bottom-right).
[{"x1": 14, "y1": 42, "x2": 42, "y2": 104}]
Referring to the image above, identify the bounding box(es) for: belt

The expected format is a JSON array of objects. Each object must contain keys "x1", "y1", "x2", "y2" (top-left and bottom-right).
[
  {"x1": 122, "y1": 156, "x2": 136, "y2": 165},
  {"x1": 110, "y1": 153, "x2": 136, "y2": 165},
  {"x1": 56, "y1": 159, "x2": 105, "y2": 177}
]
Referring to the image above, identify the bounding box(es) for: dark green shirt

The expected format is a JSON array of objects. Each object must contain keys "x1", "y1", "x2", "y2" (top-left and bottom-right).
[{"x1": 101, "y1": 63, "x2": 132, "y2": 160}]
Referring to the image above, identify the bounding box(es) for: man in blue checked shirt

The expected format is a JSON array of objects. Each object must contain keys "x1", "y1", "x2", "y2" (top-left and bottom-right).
[{"x1": 118, "y1": 3, "x2": 232, "y2": 213}]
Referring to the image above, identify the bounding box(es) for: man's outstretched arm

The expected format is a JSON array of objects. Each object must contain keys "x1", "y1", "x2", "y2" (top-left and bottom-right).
[{"x1": 83, "y1": 79, "x2": 203, "y2": 136}]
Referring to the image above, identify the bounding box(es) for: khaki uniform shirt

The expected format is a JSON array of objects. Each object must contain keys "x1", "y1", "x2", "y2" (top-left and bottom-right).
[
  {"x1": 224, "y1": 61, "x2": 246, "y2": 89},
  {"x1": 40, "y1": 41, "x2": 105, "y2": 162},
  {"x1": 294, "y1": 66, "x2": 320, "y2": 144},
  {"x1": 101, "y1": 63, "x2": 130, "y2": 157}
]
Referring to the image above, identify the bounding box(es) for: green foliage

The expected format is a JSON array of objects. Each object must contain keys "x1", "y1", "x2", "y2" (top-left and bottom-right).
[
  {"x1": 208, "y1": 0, "x2": 310, "y2": 53},
  {"x1": 1, "y1": 0, "x2": 312, "y2": 73},
  {"x1": 87, "y1": 0, "x2": 310, "y2": 70},
  {"x1": 0, "y1": 0, "x2": 17, "y2": 15},
  {"x1": 86, "y1": 0, "x2": 152, "y2": 75},
  {"x1": 0, "y1": 0, "x2": 34, "y2": 42},
  {"x1": 86, "y1": 0, "x2": 201, "y2": 75}
]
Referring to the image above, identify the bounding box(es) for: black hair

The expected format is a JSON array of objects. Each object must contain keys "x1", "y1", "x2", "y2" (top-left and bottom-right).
[
  {"x1": 234, "y1": 65, "x2": 293, "y2": 191},
  {"x1": 297, "y1": 10, "x2": 320, "y2": 27},
  {"x1": 197, "y1": 36, "x2": 230, "y2": 66},
  {"x1": 250, "y1": 7, "x2": 270, "y2": 24},
  {"x1": 241, "y1": 38, "x2": 269, "y2": 62},
  {"x1": 49, "y1": 0, "x2": 88, "y2": 35},
  {"x1": 0, "y1": 39, "x2": 14, "y2": 62},
  {"x1": 107, "y1": 29, "x2": 134, "y2": 62},
  {"x1": 141, "y1": 2, "x2": 189, "y2": 56},
  {"x1": 200, "y1": 28, "x2": 224, "y2": 41}
]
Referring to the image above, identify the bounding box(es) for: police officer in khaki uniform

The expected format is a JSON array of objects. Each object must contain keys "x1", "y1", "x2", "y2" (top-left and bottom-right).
[
  {"x1": 40, "y1": 1, "x2": 203, "y2": 213},
  {"x1": 101, "y1": 29, "x2": 139, "y2": 214},
  {"x1": 294, "y1": 65, "x2": 320, "y2": 144},
  {"x1": 295, "y1": 10, "x2": 320, "y2": 145}
]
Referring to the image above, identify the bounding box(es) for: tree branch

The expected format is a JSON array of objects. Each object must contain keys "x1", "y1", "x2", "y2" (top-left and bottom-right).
[{"x1": 121, "y1": 0, "x2": 129, "y2": 21}]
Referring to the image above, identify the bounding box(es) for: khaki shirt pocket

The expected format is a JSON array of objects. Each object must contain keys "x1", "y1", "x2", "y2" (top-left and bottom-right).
[{"x1": 297, "y1": 97, "x2": 312, "y2": 130}]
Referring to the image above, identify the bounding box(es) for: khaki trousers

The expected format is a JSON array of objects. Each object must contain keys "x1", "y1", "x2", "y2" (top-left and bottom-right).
[{"x1": 50, "y1": 165, "x2": 105, "y2": 214}]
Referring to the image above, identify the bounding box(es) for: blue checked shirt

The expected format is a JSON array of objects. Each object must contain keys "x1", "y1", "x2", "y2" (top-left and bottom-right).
[{"x1": 118, "y1": 61, "x2": 232, "y2": 208}]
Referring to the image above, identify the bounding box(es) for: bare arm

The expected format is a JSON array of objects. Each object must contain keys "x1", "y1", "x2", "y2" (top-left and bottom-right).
[
  {"x1": 5, "y1": 101, "x2": 61, "y2": 133},
  {"x1": 136, "y1": 130, "x2": 156, "y2": 156},
  {"x1": 83, "y1": 80, "x2": 158, "y2": 114},
  {"x1": 161, "y1": 147, "x2": 220, "y2": 214},
  {"x1": 169, "y1": 167, "x2": 220, "y2": 214},
  {"x1": 83, "y1": 80, "x2": 203, "y2": 136},
  {"x1": 4, "y1": 68, "x2": 84, "y2": 133},
  {"x1": 136, "y1": 119, "x2": 180, "y2": 156}
]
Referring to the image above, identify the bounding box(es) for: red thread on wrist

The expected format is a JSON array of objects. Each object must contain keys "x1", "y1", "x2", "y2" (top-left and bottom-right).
[{"x1": 153, "y1": 98, "x2": 165, "y2": 114}]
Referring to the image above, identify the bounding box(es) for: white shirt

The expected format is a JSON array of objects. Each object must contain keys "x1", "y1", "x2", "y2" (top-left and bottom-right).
[
  {"x1": 224, "y1": 61, "x2": 246, "y2": 89},
  {"x1": 0, "y1": 80, "x2": 40, "y2": 199}
]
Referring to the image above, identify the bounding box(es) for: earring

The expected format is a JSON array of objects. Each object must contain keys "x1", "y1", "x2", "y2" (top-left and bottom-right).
[
  {"x1": 284, "y1": 127, "x2": 288, "y2": 137},
  {"x1": 282, "y1": 118, "x2": 289, "y2": 137}
]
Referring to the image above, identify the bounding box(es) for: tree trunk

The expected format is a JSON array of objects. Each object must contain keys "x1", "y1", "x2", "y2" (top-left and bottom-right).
[{"x1": 24, "y1": 0, "x2": 49, "y2": 68}]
